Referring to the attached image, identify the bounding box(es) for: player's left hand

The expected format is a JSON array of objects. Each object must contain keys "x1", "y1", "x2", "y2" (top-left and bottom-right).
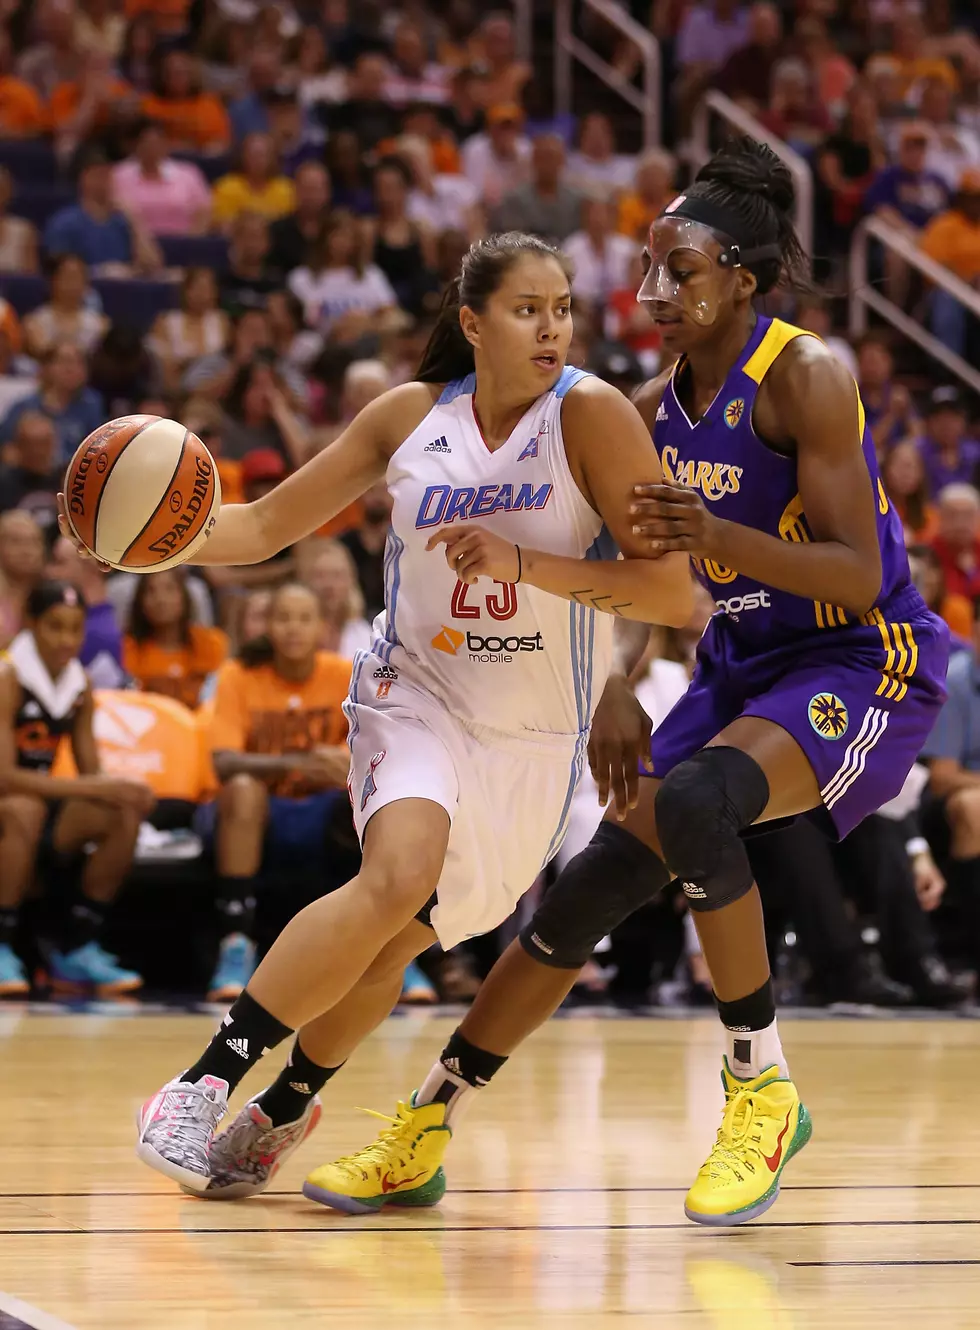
[
  {"x1": 630, "y1": 483, "x2": 725, "y2": 559},
  {"x1": 426, "y1": 524, "x2": 520, "y2": 585},
  {"x1": 588, "y1": 675, "x2": 653, "y2": 819},
  {"x1": 911, "y1": 850, "x2": 945, "y2": 912}
]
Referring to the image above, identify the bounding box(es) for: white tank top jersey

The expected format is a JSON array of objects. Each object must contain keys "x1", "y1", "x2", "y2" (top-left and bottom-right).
[{"x1": 366, "y1": 365, "x2": 616, "y2": 740}]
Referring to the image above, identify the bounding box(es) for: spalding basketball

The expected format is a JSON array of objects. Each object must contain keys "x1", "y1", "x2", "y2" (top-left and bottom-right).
[{"x1": 64, "y1": 416, "x2": 221, "y2": 572}]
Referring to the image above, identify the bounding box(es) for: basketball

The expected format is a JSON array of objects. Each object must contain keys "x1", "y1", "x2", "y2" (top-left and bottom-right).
[{"x1": 63, "y1": 415, "x2": 221, "y2": 572}]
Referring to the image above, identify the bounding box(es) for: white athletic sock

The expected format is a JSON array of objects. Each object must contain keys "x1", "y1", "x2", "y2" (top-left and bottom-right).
[
  {"x1": 416, "y1": 1060, "x2": 476, "y2": 1127},
  {"x1": 726, "y1": 1017, "x2": 789, "y2": 1081}
]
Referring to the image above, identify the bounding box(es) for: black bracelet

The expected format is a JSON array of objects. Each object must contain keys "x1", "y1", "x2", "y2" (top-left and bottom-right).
[{"x1": 515, "y1": 544, "x2": 522, "y2": 583}]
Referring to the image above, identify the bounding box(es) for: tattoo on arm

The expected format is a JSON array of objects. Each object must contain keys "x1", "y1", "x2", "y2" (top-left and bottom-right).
[{"x1": 570, "y1": 589, "x2": 633, "y2": 616}]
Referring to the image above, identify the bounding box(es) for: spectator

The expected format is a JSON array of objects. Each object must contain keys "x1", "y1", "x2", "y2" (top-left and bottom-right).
[
  {"x1": 88, "y1": 326, "x2": 162, "y2": 419},
  {"x1": 919, "y1": 78, "x2": 980, "y2": 191},
  {"x1": 919, "y1": 386, "x2": 980, "y2": 494},
  {"x1": 715, "y1": 1, "x2": 782, "y2": 113},
  {"x1": 371, "y1": 156, "x2": 439, "y2": 318},
  {"x1": 16, "y1": 0, "x2": 80, "y2": 102},
  {"x1": 288, "y1": 210, "x2": 401, "y2": 343},
  {"x1": 864, "y1": 54, "x2": 906, "y2": 133},
  {"x1": 323, "y1": 53, "x2": 400, "y2": 150},
  {"x1": 125, "y1": 0, "x2": 194, "y2": 36},
  {"x1": 204, "y1": 582, "x2": 353, "y2": 1000},
  {"x1": 23, "y1": 254, "x2": 108, "y2": 360},
  {"x1": 181, "y1": 305, "x2": 306, "y2": 407},
  {"x1": 46, "y1": 535, "x2": 126, "y2": 687},
  {"x1": 309, "y1": 358, "x2": 390, "y2": 531},
  {"x1": 340, "y1": 479, "x2": 391, "y2": 619},
  {"x1": 231, "y1": 587, "x2": 272, "y2": 649},
  {"x1": 470, "y1": 12, "x2": 530, "y2": 109},
  {"x1": 794, "y1": 16, "x2": 855, "y2": 121},
  {"x1": 603, "y1": 250, "x2": 662, "y2": 377},
  {"x1": 759, "y1": 58, "x2": 831, "y2": 150},
  {"x1": 461, "y1": 103, "x2": 531, "y2": 209},
  {"x1": 0, "y1": 29, "x2": 45, "y2": 137},
  {"x1": 141, "y1": 48, "x2": 231, "y2": 154},
  {"x1": 219, "y1": 211, "x2": 283, "y2": 312},
  {"x1": 398, "y1": 104, "x2": 462, "y2": 175},
  {"x1": 0, "y1": 510, "x2": 44, "y2": 646},
  {"x1": 47, "y1": 47, "x2": 137, "y2": 161},
  {"x1": 123, "y1": 570, "x2": 229, "y2": 709},
  {"x1": 148, "y1": 267, "x2": 230, "y2": 393},
  {"x1": 268, "y1": 160, "x2": 330, "y2": 273},
  {"x1": 324, "y1": 129, "x2": 375, "y2": 216},
  {"x1": 221, "y1": 363, "x2": 307, "y2": 468},
  {"x1": 266, "y1": 289, "x2": 321, "y2": 377},
  {"x1": 908, "y1": 542, "x2": 972, "y2": 644},
  {"x1": 397, "y1": 134, "x2": 481, "y2": 239},
  {"x1": 791, "y1": 298, "x2": 858, "y2": 377},
  {"x1": 294, "y1": 25, "x2": 347, "y2": 112},
  {"x1": 227, "y1": 47, "x2": 286, "y2": 141},
  {"x1": 302, "y1": 539, "x2": 374, "y2": 655},
  {"x1": 815, "y1": 82, "x2": 886, "y2": 256},
  {"x1": 0, "y1": 168, "x2": 38, "y2": 273},
  {"x1": 617, "y1": 148, "x2": 677, "y2": 243},
  {"x1": 0, "y1": 581, "x2": 153, "y2": 997},
  {"x1": 212, "y1": 132, "x2": 297, "y2": 231},
  {"x1": 111, "y1": 119, "x2": 213, "y2": 236},
  {"x1": 117, "y1": 12, "x2": 157, "y2": 93},
  {"x1": 44, "y1": 147, "x2": 162, "y2": 275},
  {"x1": 0, "y1": 342, "x2": 104, "y2": 465},
  {"x1": 444, "y1": 64, "x2": 485, "y2": 144},
  {"x1": 674, "y1": 0, "x2": 750, "y2": 127},
  {"x1": 920, "y1": 169, "x2": 980, "y2": 359},
  {"x1": 264, "y1": 87, "x2": 325, "y2": 177},
  {"x1": 384, "y1": 20, "x2": 449, "y2": 107},
  {"x1": 75, "y1": 0, "x2": 126, "y2": 60},
  {"x1": 891, "y1": 13, "x2": 958, "y2": 99},
  {"x1": 856, "y1": 336, "x2": 918, "y2": 454},
  {"x1": 490, "y1": 132, "x2": 581, "y2": 243},
  {"x1": 566, "y1": 112, "x2": 634, "y2": 195},
  {"x1": 0, "y1": 413, "x2": 60, "y2": 540},
  {"x1": 881, "y1": 438, "x2": 938, "y2": 544},
  {"x1": 931, "y1": 482, "x2": 980, "y2": 601},
  {"x1": 0, "y1": 315, "x2": 36, "y2": 418},
  {"x1": 865, "y1": 120, "x2": 950, "y2": 300},
  {"x1": 563, "y1": 196, "x2": 637, "y2": 312}
]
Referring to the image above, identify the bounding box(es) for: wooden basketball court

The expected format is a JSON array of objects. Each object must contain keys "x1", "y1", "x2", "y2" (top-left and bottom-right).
[{"x1": 1, "y1": 1010, "x2": 978, "y2": 1329}]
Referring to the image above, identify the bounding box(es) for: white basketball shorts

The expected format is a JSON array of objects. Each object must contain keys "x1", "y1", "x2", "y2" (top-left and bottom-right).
[{"x1": 344, "y1": 650, "x2": 586, "y2": 950}]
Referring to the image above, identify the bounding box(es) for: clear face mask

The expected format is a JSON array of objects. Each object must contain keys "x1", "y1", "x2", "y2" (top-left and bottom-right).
[{"x1": 637, "y1": 213, "x2": 780, "y2": 326}]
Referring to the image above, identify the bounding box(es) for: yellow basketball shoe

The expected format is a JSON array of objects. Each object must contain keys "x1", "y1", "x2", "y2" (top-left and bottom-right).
[
  {"x1": 302, "y1": 1096, "x2": 451, "y2": 1215},
  {"x1": 684, "y1": 1059, "x2": 812, "y2": 1226}
]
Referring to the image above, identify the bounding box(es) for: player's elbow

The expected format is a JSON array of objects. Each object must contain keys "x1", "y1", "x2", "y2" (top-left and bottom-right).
[
  {"x1": 841, "y1": 554, "x2": 882, "y2": 617},
  {"x1": 655, "y1": 569, "x2": 695, "y2": 628}
]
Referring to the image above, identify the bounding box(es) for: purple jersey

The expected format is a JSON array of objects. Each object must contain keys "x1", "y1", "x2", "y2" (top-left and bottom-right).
[{"x1": 656, "y1": 315, "x2": 912, "y2": 648}]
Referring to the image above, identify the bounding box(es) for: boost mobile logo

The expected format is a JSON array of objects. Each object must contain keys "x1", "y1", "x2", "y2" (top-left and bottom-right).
[{"x1": 431, "y1": 625, "x2": 543, "y2": 661}]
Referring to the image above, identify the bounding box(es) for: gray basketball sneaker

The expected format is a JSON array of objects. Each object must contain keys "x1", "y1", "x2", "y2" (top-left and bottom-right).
[
  {"x1": 189, "y1": 1092, "x2": 323, "y2": 1201},
  {"x1": 136, "y1": 1074, "x2": 229, "y2": 1191}
]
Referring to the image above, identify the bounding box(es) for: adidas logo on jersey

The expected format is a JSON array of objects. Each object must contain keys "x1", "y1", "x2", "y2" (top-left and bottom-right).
[
  {"x1": 655, "y1": 403, "x2": 668, "y2": 422},
  {"x1": 226, "y1": 1037, "x2": 250, "y2": 1059},
  {"x1": 373, "y1": 665, "x2": 398, "y2": 680},
  {"x1": 424, "y1": 435, "x2": 451, "y2": 453}
]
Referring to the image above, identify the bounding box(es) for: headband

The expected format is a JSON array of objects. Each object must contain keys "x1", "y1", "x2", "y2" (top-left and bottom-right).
[{"x1": 659, "y1": 193, "x2": 782, "y2": 270}]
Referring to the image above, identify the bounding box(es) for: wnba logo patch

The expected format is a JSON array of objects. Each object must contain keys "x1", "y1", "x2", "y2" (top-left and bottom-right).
[
  {"x1": 360, "y1": 751, "x2": 386, "y2": 810},
  {"x1": 723, "y1": 398, "x2": 745, "y2": 429},
  {"x1": 808, "y1": 692, "x2": 849, "y2": 740}
]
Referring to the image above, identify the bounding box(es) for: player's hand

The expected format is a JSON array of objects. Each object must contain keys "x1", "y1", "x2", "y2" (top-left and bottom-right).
[
  {"x1": 86, "y1": 777, "x2": 156, "y2": 815},
  {"x1": 911, "y1": 850, "x2": 945, "y2": 912},
  {"x1": 56, "y1": 494, "x2": 112, "y2": 569},
  {"x1": 629, "y1": 483, "x2": 725, "y2": 558},
  {"x1": 426, "y1": 525, "x2": 520, "y2": 585},
  {"x1": 588, "y1": 674, "x2": 653, "y2": 819}
]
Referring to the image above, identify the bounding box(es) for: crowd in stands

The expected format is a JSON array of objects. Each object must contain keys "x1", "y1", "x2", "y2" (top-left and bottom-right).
[{"x1": 0, "y1": 0, "x2": 977, "y2": 1011}]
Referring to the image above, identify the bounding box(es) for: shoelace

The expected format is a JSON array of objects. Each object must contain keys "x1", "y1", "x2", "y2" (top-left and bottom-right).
[
  {"x1": 328, "y1": 1104, "x2": 416, "y2": 1180},
  {"x1": 217, "y1": 1113, "x2": 307, "y2": 1175},
  {"x1": 707, "y1": 1086, "x2": 763, "y2": 1179},
  {"x1": 158, "y1": 1086, "x2": 225, "y2": 1161}
]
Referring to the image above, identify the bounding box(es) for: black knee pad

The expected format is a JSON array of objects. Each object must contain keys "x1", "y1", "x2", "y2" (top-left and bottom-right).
[
  {"x1": 519, "y1": 821, "x2": 670, "y2": 969},
  {"x1": 655, "y1": 746, "x2": 769, "y2": 912}
]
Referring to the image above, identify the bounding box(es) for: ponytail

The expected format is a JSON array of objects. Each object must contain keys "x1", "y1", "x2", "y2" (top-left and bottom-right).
[{"x1": 415, "y1": 277, "x2": 474, "y2": 384}]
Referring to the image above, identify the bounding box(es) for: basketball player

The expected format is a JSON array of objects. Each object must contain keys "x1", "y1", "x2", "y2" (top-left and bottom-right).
[
  {"x1": 0, "y1": 582, "x2": 154, "y2": 996},
  {"x1": 279, "y1": 138, "x2": 949, "y2": 1226},
  {"x1": 123, "y1": 231, "x2": 694, "y2": 1192}
]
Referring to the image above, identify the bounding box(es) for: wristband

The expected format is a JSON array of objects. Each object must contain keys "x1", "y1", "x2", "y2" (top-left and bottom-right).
[
  {"x1": 515, "y1": 544, "x2": 522, "y2": 583},
  {"x1": 905, "y1": 837, "x2": 929, "y2": 858}
]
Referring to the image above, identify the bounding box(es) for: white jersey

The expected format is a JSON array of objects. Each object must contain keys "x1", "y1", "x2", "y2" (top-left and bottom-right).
[{"x1": 368, "y1": 365, "x2": 615, "y2": 741}]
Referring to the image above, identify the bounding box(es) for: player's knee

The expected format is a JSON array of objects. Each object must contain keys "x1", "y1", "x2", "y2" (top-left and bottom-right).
[
  {"x1": 0, "y1": 794, "x2": 47, "y2": 846},
  {"x1": 219, "y1": 773, "x2": 269, "y2": 821},
  {"x1": 357, "y1": 852, "x2": 442, "y2": 922},
  {"x1": 519, "y1": 822, "x2": 670, "y2": 968},
  {"x1": 655, "y1": 747, "x2": 769, "y2": 913}
]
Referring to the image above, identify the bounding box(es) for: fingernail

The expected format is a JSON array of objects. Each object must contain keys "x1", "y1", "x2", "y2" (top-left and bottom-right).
[{"x1": 632, "y1": 525, "x2": 642, "y2": 534}]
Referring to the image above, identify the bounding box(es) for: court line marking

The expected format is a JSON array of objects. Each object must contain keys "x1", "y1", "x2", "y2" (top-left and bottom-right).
[
  {"x1": 790, "y1": 1261, "x2": 980, "y2": 1268},
  {"x1": 0, "y1": 1290, "x2": 78, "y2": 1330},
  {"x1": 4, "y1": 1183, "x2": 980, "y2": 1199}
]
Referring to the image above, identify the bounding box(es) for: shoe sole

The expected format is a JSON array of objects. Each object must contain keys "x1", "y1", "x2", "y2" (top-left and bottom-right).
[
  {"x1": 134, "y1": 1103, "x2": 214, "y2": 1194},
  {"x1": 183, "y1": 1100, "x2": 323, "y2": 1202},
  {"x1": 0, "y1": 980, "x2": 29, "y2": 997},
  {"x1": 684, "y1": 1102, "x2": 813, "y2": 1228},
  {"x1": 51, "y1": 977, "x2": 143, "y2": 997},
  {"x1": 206, "y1": 984, "x2": 246, "y2": 1003},
  {"x1": 302, "y1": 1166, "x2": 448, "y2": 1215}
]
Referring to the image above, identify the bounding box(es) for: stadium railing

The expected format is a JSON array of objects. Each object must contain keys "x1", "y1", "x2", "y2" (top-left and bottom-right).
[
  {"x1": 849, "y1": 215, "x2": 980, "y2": 395},
  {"x1": 555, "y1": 0, "x2": 661, "y2": 149},
  {"x1": 688, "y1": 90, "x2": 814, "y2": 267}
]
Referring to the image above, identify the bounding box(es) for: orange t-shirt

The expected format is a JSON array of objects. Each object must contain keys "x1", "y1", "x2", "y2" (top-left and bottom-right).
[
  {"x1": 920, "y1": 210, "x2": 980, "y2": 283},
  {"x1": 618, "y1": 191, "x2": 671, "y2": 242},
  {"x1": 140, "y1": 93, "x2": 231, "y2": 151},
  {"x1": 123, "y1": 625, "x2": 228, "y2": 710},
  {"x1": 208, "y1": 652, "x2": 351, "y2": 797},
  {"x1": 940, "y1": 592, "x2": 972, "y2": 641},
  {"x1": 48, "y1": 78, "x2": 134, "y2": 129},
  {"x1": 0, "y1": 77, "x2": 44, "y2": 135}
]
